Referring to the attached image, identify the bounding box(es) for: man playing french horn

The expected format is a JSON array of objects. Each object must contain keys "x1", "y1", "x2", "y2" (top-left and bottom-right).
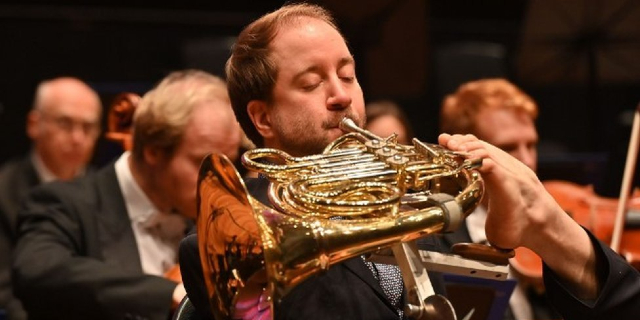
[{"x1": 179, "y1": 3, "x2": 640, "y2": 320}]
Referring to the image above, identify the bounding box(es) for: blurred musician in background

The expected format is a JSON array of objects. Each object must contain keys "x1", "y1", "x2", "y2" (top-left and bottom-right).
[
  {"x1": 364, "y1": 100, "x2": 414, "y2": 145},
  {"x1": 0, "y1": 77, "x2": 102, "y2": 320},
  {"x1": 12, "y1": 70, "x2": 242, "y2": 320}
]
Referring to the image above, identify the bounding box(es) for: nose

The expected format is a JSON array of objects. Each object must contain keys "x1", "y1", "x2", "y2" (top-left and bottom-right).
[
  {"x1": 326, "y1": 77, "x2": 352, "y2": 110},
  {"x1": 69, "y1": 125, "x2": 89, "y2": 145}
]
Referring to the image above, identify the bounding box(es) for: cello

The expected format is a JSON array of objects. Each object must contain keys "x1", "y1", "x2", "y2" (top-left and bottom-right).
[{"x1": 105, "y1": 92, "x2": 139, "y2": 151}]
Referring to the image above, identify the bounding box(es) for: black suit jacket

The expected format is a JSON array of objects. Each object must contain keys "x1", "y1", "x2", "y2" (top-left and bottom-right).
[
  {"x1": 0, "y1": 156, "x2": 40, "y2": 242},
  {"x1": 543, "y1": 229, "x2": 640, "y2": 320},
  {"x1": 0, "y1": 156, "x2": 40, "y2": 320},
  {"x1": 180, "y1": 177, "x2": 447, "y2": 320},
  {"x1": 12, "y1": 163, "x2": 177, "y2": 320}
]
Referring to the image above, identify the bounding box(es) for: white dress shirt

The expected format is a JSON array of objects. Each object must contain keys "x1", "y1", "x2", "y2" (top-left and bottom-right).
[{"x1": 114, "y1": 152, "x2": 184, "y2": 276}]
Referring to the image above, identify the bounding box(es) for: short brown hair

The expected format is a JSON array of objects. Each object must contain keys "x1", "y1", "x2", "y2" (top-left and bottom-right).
[
  {"x1": 225, "y1": 3, "x2": 339, "y2": 147},
  {"x1": 440, "y1": 78, "x2": 538, "y2": 135},
  {"x1": 132, "y1": 69, "x2": 228, "y2": 161}
]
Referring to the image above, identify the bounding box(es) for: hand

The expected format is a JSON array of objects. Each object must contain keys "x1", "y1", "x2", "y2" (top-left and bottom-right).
[
  {"x1": 164, "y1": 264, "x2": 182, "y2": 284},
  {"x1": 438, "y1": 133, "x2": 557, "y2": 250},
  {"x1": 439, "y1": 133, "x2": 599, "y2": 298},
  {"x1": 167, "y1": 265, "x2": 185, "y2": 311},
  {"x1": 172, "y1": 283, "x2": 187, "y2": 311}
]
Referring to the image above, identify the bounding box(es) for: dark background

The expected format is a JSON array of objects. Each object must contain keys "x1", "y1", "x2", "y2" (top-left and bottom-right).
[{"x1": 1, "y1": 0, "x2": 639, "y2": 197}]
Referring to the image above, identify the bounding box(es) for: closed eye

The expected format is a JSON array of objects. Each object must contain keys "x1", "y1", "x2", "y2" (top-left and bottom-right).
[
  {"x1": 340, "y1": 76, "x2": 355, "y2": 83},
  {"x1": 302, "y1": 81, "x2": 322, "y2": 91}
]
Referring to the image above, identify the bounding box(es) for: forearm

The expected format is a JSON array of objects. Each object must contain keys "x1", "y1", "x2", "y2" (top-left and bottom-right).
[{"x1": 532, "y1": 209, "x2": 600, "y2": 299}]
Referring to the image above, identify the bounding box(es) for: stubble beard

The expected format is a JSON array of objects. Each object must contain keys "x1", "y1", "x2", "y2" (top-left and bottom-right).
[{"x1": 274, "y1": 112, "x2": 363, "y2": 157}]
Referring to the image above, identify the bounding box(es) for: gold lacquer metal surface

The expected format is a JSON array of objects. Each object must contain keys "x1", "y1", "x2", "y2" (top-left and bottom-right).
[{"x1": 197, "y1": 118, "x2": 484, "y2": 320}]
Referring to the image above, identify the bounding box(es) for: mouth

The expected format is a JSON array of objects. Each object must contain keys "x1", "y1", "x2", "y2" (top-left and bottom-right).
[
  {"x1": 325, "y1": 127, "x2": 344, "y2": 138},
  {"x1": 325, "y1": 115, "x2": 358, "y2": 132}
]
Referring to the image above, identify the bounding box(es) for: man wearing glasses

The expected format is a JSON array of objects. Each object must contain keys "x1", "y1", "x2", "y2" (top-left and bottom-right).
[{"x1": 0, "y1": 76, "x2": 102, "y2": 320}]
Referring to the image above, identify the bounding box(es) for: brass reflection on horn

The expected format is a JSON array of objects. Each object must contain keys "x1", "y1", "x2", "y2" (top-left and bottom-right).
[{"x1": 197, "y1": 120, "x2": 484, "y2": 320}]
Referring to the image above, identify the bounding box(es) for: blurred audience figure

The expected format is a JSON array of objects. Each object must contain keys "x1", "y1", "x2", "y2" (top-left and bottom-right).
[
  {"x1": 364, "y1": 100, "x2": 414, "y2": 144},
  {"x1": 440, "y1": 78, "x2": 558, "y2": 320},
  {"x1": 12, "y1": 70, "x2": 242, "y2": 320},
  {"x1": 0, "y1": 77, "x2": 102, "y2": 320}
]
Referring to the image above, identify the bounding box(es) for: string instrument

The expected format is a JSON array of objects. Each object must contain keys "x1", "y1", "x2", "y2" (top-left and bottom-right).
[
  {"x1": 105, "y1": 92, "x2": 183, "y2": 284},
  {"x1": 105, "y1": 92, "x2": 139, "y2": 151},
  {"x1": 610, "y1": 102, "x2": 640, "y2": 270},
  {"x1": 511, "y1": 102, "x2": 640, "y2": 290}
]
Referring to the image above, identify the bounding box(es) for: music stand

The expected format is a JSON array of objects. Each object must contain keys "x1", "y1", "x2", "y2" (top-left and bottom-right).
[{"x1": 443, "y1": 274, "x2": 516, "y2": 320}]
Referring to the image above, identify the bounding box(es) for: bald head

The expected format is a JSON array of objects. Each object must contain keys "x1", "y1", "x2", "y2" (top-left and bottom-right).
[
  {"x1": 27, "y1": 77, "x2": 102, "y2": 180},
  {"x1": 34, "y1": 77, "x2": 101, "y2": 113}
]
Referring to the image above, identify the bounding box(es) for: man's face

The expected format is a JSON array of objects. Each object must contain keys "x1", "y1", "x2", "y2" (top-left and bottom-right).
[
  {"x1": 263, "y1": 17, "x2": 365, "y2": 156},
  {"x1": 28, "y1": 80, "x2": 101, "y2": 179},
  {"x1": 475, "y1": 108, "x2": 538, "y2": 171},
  {"x1": 153, "y1": 102, "x2": 241, "y2": 219}
]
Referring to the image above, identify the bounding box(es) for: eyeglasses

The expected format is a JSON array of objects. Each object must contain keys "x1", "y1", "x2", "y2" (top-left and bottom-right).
[{"x1": 40, "y1": 112, "x2": 101, "y2": 137}]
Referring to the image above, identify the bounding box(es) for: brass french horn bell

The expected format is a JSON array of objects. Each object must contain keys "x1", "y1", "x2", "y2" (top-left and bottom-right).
[{"x1": 197, "y1": 117, "x2": 484, "y2": 320}]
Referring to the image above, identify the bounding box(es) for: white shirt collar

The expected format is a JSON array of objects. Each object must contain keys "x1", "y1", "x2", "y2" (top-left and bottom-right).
[
  {"x1": 466, "y1": 205, "x2": 488, "y2": 244},
  {"x1": 31, "y1": 150, "x2": 59, "y2": 183},
  {"x1": 31, "y1": 150, "x2": 86, "y2": 183},
  {"x1": 114, "y1": 151, "x2": 158, "y2": 224}
]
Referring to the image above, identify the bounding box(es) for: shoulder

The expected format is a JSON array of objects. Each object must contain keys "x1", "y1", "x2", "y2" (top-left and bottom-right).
[
  {"x1": 0, "y1": 156, "x2": 38, "y2": 217},
  {"x1": 0, "y1": 156, "x2": 36, "y2": 186},
  {"x1": 26, "y1": 164, "x2": 117, "y2": 209}
]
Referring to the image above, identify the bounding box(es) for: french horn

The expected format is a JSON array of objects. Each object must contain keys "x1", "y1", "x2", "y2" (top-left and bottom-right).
[{"x1": 196, "y1": 118, "x2": 484, "y2": 320}]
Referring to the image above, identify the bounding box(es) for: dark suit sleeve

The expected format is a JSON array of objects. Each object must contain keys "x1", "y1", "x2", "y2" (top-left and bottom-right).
[
  {"x1": 2, "y1": 200, "x2": 27, "y2": 320},
  {"x1": 1, "y1": 217, "x2": 27, "y2": 320},
  {"x1": 12, "y1": 183, "x2": 177, "y2": 320},
  {"x1": 543, "y1": 229, "x2": 640, "y2": 320},
  {"x1": 0, "y1": 158, "x2": 34, "y2": 320}
]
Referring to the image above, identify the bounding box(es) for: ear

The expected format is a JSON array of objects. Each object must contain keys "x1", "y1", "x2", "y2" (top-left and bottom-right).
[
  {"x1": 26, "y1": 110, "x2": 40, "y2": 140},
  {"x1": 247, "y1": 100, "x2": 275, "y2": 140},
  {"x1": 142, "y1": 145, "x2": 166, "y2": 167}
]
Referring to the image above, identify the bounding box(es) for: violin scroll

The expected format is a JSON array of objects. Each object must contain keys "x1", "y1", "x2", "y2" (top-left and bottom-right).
[{"x1": 105, "y1": 92, "x2": 140, "y2": 151}]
